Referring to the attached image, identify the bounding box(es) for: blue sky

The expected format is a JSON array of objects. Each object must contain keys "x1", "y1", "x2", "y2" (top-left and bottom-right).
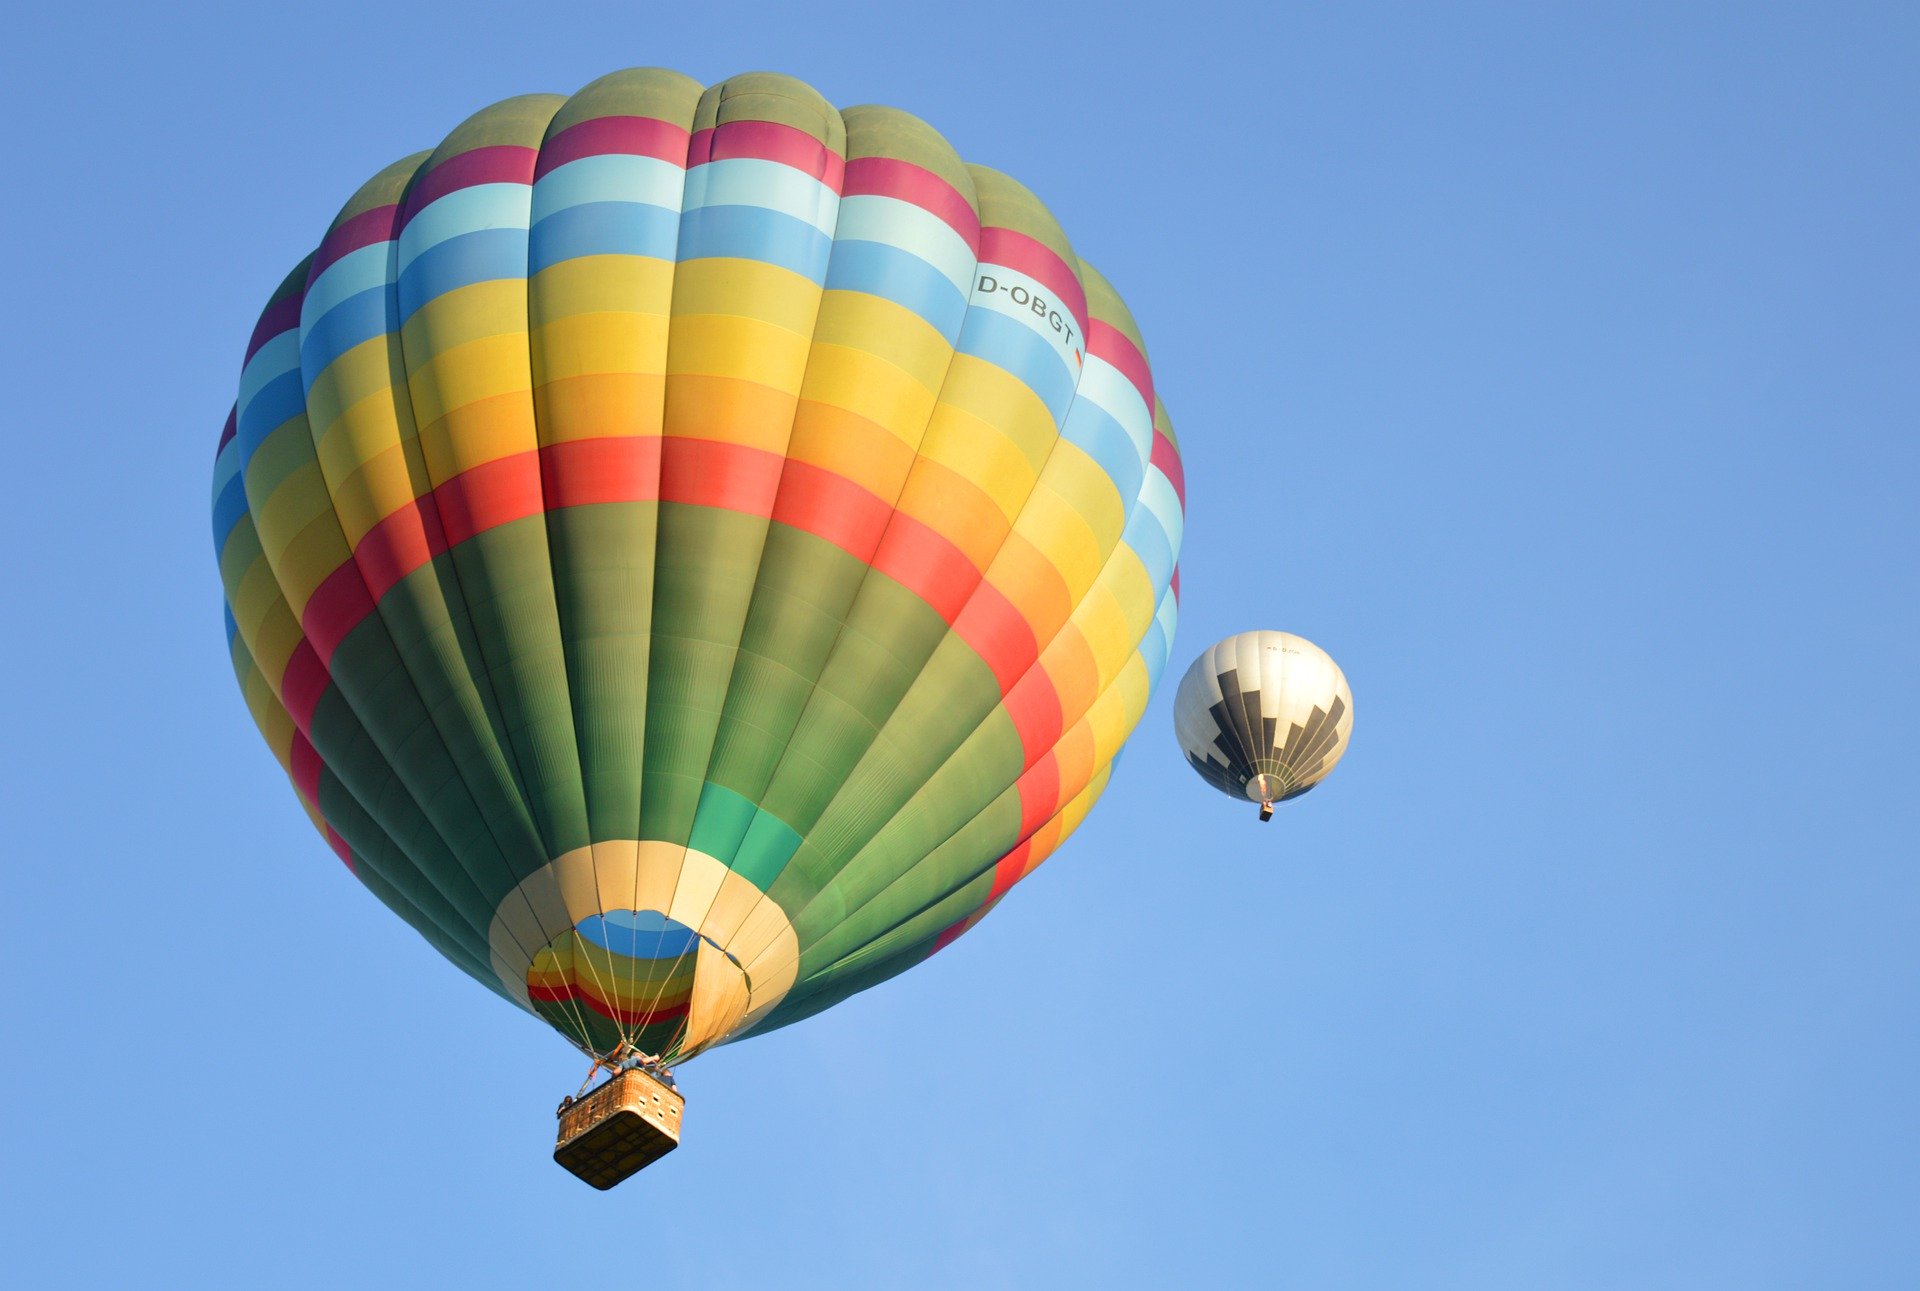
[{"x1": 4, "y1": 2, "x2": 1915, "y2": 1286}]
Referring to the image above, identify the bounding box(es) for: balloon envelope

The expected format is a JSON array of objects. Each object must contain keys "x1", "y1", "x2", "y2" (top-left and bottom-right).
[
  {"x1": 1174, "y1": 631, "x2": 1352, "y2": 810},
  {"x1": 211, "y1": 69, "x2": 1184, "y2": 1063}
]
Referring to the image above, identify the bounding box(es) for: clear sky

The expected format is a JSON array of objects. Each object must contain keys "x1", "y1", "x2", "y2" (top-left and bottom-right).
[{"x1": 4, "y1": 2, "x2": 1915, "y2": 1286}]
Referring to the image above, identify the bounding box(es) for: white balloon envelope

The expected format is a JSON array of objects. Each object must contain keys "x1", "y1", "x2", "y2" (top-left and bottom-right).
[{"x1": 1173, "y1": 631, "x2": 1354, "y2": 820}]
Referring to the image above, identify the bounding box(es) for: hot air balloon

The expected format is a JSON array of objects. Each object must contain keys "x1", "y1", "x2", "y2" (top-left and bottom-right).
[
  {"x1": 1174, "y1": 632, "x2": 1352, "y2": 821},
  {"x1": 210, "y1": 68, "x2": 1184, "y2": 1185}
]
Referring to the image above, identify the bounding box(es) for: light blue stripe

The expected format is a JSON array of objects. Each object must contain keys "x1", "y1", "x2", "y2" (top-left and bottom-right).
[
  {"x1": 684, "y1": 158, "x2": 838, "y2": 236},
  {"x1": 835, "y1": 194, "x2": 975, "y2": 294},
  {"x1": 212, "y1": 475, "x2": 249, "y2": 551},
  {"x1": 825, "y1": 240, "x2": 969, "y2": 339},
  {"x1": 1061, "y1": 400, "x2": 1146, "y2": 504},
  {"x1": 1137, "y1": 474, "x2": 1184, "y2": 554},
  {"x1": 528, "y1": 201, "x2": 679, "y2": 273},
  {"x1": 956, "y1": 309, "x2": 1077, "y2": 423},
  {"x1": 397, "y1": 227, "x2": 528, "y2": 321},
  {"x1": 397, "y1": 184, "x2": 529, "y2": 271},
  {"x1": 575, "y1": 910, "x2": 700, "y2": 961},
  {"x1": 300, "y1": 286, "x2": 395, "y2": 385},
  {"x1": 236, "y1": 369, "x2": 307, "y2": 465},
  {"x1": 1123, "y1": 506, "x2": 1177, "y2": 591},
  {"x1": 676, "y1": 205, "x2": 832, "y2": 281},
  {"x1": 303, "y1": 243, "x2": 392, "y2": 326},
  {"x1": 238, "y1": 331, "x2": 301, "y2": 410},
  {"x1": 532, "y1": 153, "x2": 685, "y2": 219}
]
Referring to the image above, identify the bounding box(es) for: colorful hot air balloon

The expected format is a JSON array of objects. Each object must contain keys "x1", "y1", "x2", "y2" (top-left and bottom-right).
[
  {"x1": 1174, "y1": 632, "x2": 1352, "y2": 820},
  {"x1": 209, "y1": 67, "x2": 1184, "y2": 1176}
]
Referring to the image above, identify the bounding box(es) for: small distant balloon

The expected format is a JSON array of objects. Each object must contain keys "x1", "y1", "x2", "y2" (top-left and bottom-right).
[{"x1": 1174, "y1": 631, "x2": 1353, "y2": 820}]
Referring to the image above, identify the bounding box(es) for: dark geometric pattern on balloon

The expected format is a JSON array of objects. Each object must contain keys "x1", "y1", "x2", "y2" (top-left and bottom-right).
[
  {"x1": 1270, "y1": 693, "x2": 1346, "y2": 797},
  {"x1": 1203, "y1": 667, "x2": 1259, "y2": 783},
  {"x1": 1189, "y1": 666, "x2": 1345, "y2": 802}
]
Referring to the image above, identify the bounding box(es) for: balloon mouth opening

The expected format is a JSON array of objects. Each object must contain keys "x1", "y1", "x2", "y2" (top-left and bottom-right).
[
  {"x1": 1244, "y1": 774, "x2": 1285, "y2": 804},
  {"x1": 526, "y1": 909, "x2": 751, "y2": 1065}
]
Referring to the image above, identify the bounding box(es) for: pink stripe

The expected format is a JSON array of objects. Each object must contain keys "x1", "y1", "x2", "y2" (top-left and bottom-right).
[
  {"x1": 243, "y1": 293, "x2": 302, "y2": 365},
  {"x1": 402, "y1": 146, "x2": 538, "y2": 225},
  {"x1": 688, "y1": 120, "x2": 845, "y2": 189},
  {"x1": 1150, "y1": 432, "x2": 1185, "y2": 507},
  {"x1": 1088, "y1": 320, "x2": 1154, "y2": 417},
  {"x1": 844, "y1": 156, "x2": 979, "y2": 249},
  {"x1": 535, "y1": 115, "x2": 692, "y2": 177},
  {"x1": 980, "y1": 228, "x2": 1087, "y2": 334},
  {"x1": 311, "y1": 203, "x2": 401, "y2": 280}
]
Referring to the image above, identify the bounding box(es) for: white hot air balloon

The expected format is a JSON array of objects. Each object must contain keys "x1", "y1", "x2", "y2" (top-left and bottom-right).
[{"x1": 1174, "y1": 631, "x2": 1354, "y2": 820}]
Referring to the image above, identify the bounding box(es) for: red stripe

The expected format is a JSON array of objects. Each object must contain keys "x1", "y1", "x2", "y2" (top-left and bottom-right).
[
  {"x1": 1088, "y1": 319, "x2": 1154, "y2": 417},
  {"x1": 688, "y1": 120, "x2": 845, "y2": 189},
  {"x1": 660, "y1": 436, "x2": 786, "y2": 511},
  {"x1": 1014, "y1": 754, "x2": 1063, "y2": 838},
  {"x1": 535, "y1": 115, "x2": 691, "y2": 177},
  {"x1": 281, "y1": 640, "x2": 329, "y2": 732},
  {"x1": 952, "y1": 581, "x2": 1038, "y2": 693},
  {"x1": 1000, "y1": 671, "x2": 1065, "y2": 770},
  {"x1": 323, "y1": 825, "x2": 356, "y2": 872},
  {"x1": 353, "y1": 501, "x2": 448, "y2": 605},
  {"x1": 870, "y1": 517, "x2": 978, "y2": 625},
  {"x1": 401, "y1": 146, "x2": 539, "y2": 225},
  {"x1": 934, "y1": 894, "x2": 1004, "y2": 953},
  {"x1": 311, "y1": 203, "x2": 401, "y2": 280},
  {"x1": 529, "y1": 983, "x2": 691, "y2": 1028},
  {"x1": 1150, "y1": 431, "x2": 1186, "y2": 507},
  {"x1": 435, "y1": 452, "x2": 546, "y2": 547},
  {"x1": 987, "y1": 840, "x2": 1035, "y2": 906},
  {"x1": 298, "y1": 438, "x2": 1036, "y2": 720},
  {"x1": 289, "y1": 731, "x2": 324, "y2": 807},
  {"x1": 844, "y1": 156, "x2": 979, "y2": 249},
  {"x1": 541, "y1": 435, "x2": 662, "y2": 508},
  {"x1": 1170, "y1": 568, "x2": 1181, "y2": 602},
  {"x1": 980, "y1": 227, "x2": 1088, "y2": 335},
  {"x1": 302, "y1": 561, "x2": 378, "y2": 667},
  {"x1": 243, "y1": 293, "x2": 302, "y2": 366},
  {"x1": 770, "y1": 459, "x2": 894, "y2": 561}
]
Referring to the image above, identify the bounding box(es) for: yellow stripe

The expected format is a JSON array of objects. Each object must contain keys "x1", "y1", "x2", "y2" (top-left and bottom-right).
[
  {"x1": 531, "y1": 311, "x2": 670, "y2": 384},
  {"x1": 913, "y1": 403, "x2": 1039, "y2": 524},
  {"x1": 810, "y1": 291, "x2": 952, "y2": 388},
  {"x1": 529, "y1": 254, "x2": 674, "y2": 324},
  {"x1": 306, "y1": 338, "x2": 405, "y2": 469},
  {"x1": 666, "y1": 313, "x2": 812, "y2": 391},
  {"x1": 1007, "y1": 483, "x2": 1104, "y2": 600},
  {"x1": 400, "y1": 278, "x2": 528, "y2": 364},
  {"x1": 406, "y1": 334, "x2": 535, "y2": 451},
  {"x1": 798, "y1": 342, "x2": 943, "y2": 451},
  {"x1": 785, "y1": 401, "x2": 917, "y2": 497},
  {"x1": 671, "y1": 257, "x2": 821, "y2": 336}
]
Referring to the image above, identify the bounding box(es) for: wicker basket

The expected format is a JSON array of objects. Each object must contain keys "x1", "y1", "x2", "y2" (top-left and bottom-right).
[{"x1": 553, "y1": 1067, "x2": 684, "y2": 1189}]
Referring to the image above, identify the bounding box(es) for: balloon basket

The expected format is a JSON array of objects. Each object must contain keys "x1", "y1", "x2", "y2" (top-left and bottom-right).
[{"x1": 553, "y1": 1067, "x2": 684, "y2": 1189}]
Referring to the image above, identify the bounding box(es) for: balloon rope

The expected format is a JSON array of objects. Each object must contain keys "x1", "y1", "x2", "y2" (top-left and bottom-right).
[{"x1": 566, "y1": 929, "x2": 631, "y2": 1060}]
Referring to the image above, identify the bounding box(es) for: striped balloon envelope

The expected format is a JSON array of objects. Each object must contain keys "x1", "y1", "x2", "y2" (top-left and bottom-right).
[{"x1": 211, "y1": 68, "x2": 1184, "y2": 1068}]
